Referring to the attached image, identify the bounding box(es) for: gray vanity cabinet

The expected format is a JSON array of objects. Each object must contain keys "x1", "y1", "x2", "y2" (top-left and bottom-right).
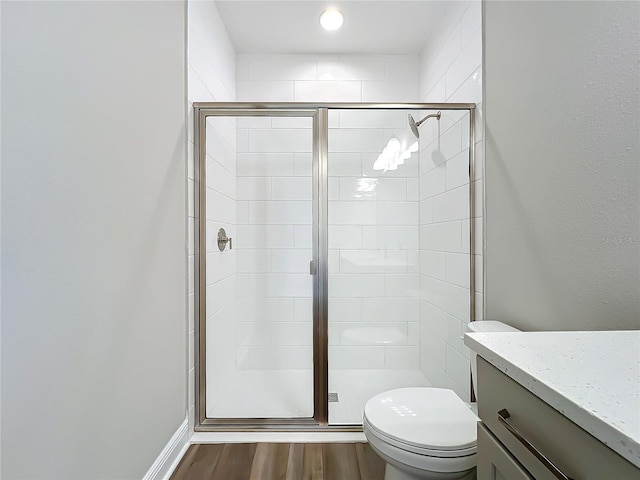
[
  {"x1": 476, "y1": 357, "x2": 640, "y2": 480},
  {"x1": 477, "y1": 423, "x2": 533, "y2": 480}
]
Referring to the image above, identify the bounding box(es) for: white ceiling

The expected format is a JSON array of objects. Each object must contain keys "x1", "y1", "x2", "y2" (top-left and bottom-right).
[{"x1": 215, "y1": 1, "x2": 456, "y2": 55}]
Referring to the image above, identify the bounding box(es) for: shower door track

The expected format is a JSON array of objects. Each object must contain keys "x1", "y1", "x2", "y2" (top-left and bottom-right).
[{"x1": 193, "y1": 102, "x2": 477, "y2": 432}]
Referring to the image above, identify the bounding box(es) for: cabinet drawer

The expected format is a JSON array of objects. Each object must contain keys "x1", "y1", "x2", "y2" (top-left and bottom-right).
[
  {"x1": 478, "y1": 422, "x2": 534, "y2": 480},
  {"x1": 477, "y1": 357, "x2": 639, "y2": 480}
]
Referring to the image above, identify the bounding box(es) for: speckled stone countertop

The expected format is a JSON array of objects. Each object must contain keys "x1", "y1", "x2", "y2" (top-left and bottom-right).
[{"x1": 464, "y1": 330, "x2": 640, "y2": 468}]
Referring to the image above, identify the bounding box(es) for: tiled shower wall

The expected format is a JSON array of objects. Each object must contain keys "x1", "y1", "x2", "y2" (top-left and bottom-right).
[
  {"x1": 327, "y1": 110, "x2": 420, "y2": 370},
  {"x1": 237, "y1": 55, "x2": 421, "y2": 370},
  {"x1": 187, "y1": 0, "x2": 236, "y2": 426},
  {"x1": 188, "y1": 35, "x2": 481, "y2": 416},
  {"x1": 204, "y1": 117, "x2": 237, "y2": 413},
  {"x1": 234, "y1": 116, "x2": 314, "y2": 370},
  {"x1": 237, "y1": 54, "x2": 420, "y2": 103},
  {"x1": 418, "y1": 0, "x2": 482, "y2": 399}
]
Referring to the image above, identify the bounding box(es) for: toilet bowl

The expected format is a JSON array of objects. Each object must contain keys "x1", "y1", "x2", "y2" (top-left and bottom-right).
[{"x1": 363, "y1": 321, "x2": 520, "y2": 480}]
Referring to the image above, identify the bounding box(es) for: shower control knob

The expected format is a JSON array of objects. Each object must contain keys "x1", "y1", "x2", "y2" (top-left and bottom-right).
[{"x1": 217, "y1": 228, "x2": 232, "y2": 251}]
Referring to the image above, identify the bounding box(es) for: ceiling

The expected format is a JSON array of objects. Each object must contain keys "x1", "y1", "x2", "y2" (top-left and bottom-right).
[{"x1": 215, "y1": 1, "x2": 457, "y2": 55}]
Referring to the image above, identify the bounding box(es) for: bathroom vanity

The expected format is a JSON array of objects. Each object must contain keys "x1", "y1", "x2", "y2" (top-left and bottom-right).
[{"x1": 464, "y1": 331, "x2": 640, "y2": 480}]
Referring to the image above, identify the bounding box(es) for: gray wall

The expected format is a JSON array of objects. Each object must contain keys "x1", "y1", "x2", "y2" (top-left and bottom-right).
[
  {"x1": 1, "y1": 1, "x2": 187, "y2": 478},
  {"x1": 483, "y1": 1, "x2": 640, "y2": 331}
]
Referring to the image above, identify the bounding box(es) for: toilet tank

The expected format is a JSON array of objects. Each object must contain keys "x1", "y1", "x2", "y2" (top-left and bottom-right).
[{"x1": 466, "y1": 321, "x2": 520, "y2": 399}]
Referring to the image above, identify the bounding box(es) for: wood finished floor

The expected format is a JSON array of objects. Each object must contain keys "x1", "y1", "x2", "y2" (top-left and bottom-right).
[{"x1": 170, "y1": 443, "x2": 386, "y2": 480}]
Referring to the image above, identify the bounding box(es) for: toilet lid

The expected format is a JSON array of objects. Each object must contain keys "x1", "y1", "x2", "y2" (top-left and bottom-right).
[{"x1": 364, "y1": 388, "x2": 479, "y2": 453}]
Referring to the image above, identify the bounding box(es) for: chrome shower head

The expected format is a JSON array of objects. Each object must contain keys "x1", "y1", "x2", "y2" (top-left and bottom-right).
[
  {"x1": 408, "y1": 114, "x2": 420, "y2": 139},
  {"x1": 408, "y1": 111, "x2": 441, "y2": 139}
]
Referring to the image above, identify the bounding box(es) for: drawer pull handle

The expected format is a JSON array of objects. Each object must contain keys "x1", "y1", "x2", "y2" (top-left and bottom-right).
[{"x1": 498, "y1": 409, "x2": 575, "y2": 480}]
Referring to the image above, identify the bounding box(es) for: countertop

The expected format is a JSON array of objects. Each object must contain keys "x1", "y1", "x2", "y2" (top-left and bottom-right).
[{"x1": 464, "y1": 330, "x2": 640, "y2": 468}]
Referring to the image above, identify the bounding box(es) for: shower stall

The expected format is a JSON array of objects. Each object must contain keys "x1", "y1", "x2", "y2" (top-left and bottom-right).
[{"x1": 194, "y1": 103, "x2": 476, "y2": 430}]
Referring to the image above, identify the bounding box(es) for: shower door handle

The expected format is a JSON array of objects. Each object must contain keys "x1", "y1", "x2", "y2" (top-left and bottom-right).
[{"x1": 309, "y1": 260, "x2": 317, "y2": 275}]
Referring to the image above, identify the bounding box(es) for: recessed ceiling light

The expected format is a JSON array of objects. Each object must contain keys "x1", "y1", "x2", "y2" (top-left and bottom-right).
[{"x1": 320, "y1": 9, "x2": 344, "y2": 31}]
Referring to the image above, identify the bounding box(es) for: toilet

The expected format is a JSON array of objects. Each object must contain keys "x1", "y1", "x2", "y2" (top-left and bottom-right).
[{"x1": 363, "y1": 321, "x2": 520, "y2": 480}]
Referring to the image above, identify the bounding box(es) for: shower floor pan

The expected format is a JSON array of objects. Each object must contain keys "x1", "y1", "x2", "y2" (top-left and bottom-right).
[{"x1": 207, "y1": 369, "x2": 430, "y2": 425}]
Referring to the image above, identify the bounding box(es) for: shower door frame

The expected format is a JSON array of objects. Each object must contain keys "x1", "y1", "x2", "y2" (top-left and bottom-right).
[{"x1": 193, "y1": 102, "x2": 476, "y2": 432}]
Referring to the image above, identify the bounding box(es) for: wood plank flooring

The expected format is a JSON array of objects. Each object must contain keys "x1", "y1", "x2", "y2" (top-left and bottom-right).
[{"x1": 170, "y1": 443, "x2": 386, "y2": 480}]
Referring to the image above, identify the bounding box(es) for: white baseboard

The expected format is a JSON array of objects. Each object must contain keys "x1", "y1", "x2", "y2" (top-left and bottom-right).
[{"x1": 143, "y1": 417, "x2": 189, "y2": 480}]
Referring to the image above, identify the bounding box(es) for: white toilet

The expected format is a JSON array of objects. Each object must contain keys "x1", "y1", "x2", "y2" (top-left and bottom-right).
[{"x1": 363, "y1": 321, "x2": 520, "y2": 480}]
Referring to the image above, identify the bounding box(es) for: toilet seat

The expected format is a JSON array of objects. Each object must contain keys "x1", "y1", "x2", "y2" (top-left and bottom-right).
[{"x1": 363, "y1": 387, "x2": 479, "y2": 459}]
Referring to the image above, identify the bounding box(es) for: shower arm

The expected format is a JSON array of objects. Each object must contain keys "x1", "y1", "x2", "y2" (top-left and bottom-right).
[
  {"x1": 414, "y1": 111, "x2": 441, "y2": 128},
  {"x1": 408, "y1": 111, "x2": 441, "y2": 139}
]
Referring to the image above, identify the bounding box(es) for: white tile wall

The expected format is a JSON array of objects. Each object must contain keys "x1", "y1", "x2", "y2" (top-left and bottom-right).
[
  {"x1": 272, "y1": 322, "x2": 313, "y2": 346},
  {"x1": 362, "y1": 82, "x2": 419, "y2": 102},
  {"x1": 248, "y1": 201, "x2": 312, "y2": 225},
  {"x1": 249, "y1": 60, "x2": 316, "y2": 81},
  {"x1": 445, "y1": 253, "x2": 471, "y2": 288},
  {"x1": 329, "y1": 298, "x2": 363, "y2": 323},
  {"x1": 237, "y1": 346, "x2": 313, "y2": 370},
  {"x1": 206, "y1": 302, "x2": 237, "y2": 411},
  {"x1": 205, "y1": 104, "x2": 239, "y2": 415},
  {"x1": 338, "y1": 250, "x2": 409, "y2": 274},
  {"x1": 237, "y1": 153, "x2": 295, "y2": 177},
  {"x1": 362, "y1": 298, "x2": 419, "y2": 323},
  {"x1": 338, "y1": 110, "x2": 406, "y2": 129},
  {"x1": 236, "y1": 273, "x2": 312, "y2": 298},
  {"x1": 193, "y1": 36, "x2": 482, "y2": 412},
  {"x1": 362, "y1": 226, "x2": 419, "y2": 250},
  {"x1": 432, "y1": 185, "x2": 470, "y2": 223},
  {"x1": 237, "y1": 81, "x2": 294, "y2": 102},
  {"x1": 329, "y1": 346, "x2": 385, "y2": 370},
  {"x1": 248, "y1": 128, "x2": 312, "y2": 153},
  {"x1": 272, "y1": 178, "x2": 312, "y2": 200},
  {"x1": 237, "y1": 298, "x2": 295, "y2": 324},
  {"x1": 206, "y1": 250, "x2": 235, "y2": 284},
  {"x1": 188, "y1": 0, "x2": 237, "y2": 423},
  {"x1": 317, "y1": 61, "x2": 383, "y2": 81},
  {"x1": 328, "y1": 153, "x2": 364, "y2": 176},
  {"x1": 329, "y1": 201, "x2": 380, "y2": 225},
  {"x1": 326, "y1": 105, "x2": 422, "y2": 370},
  {"x1": 329, "y1": 274, "x2": 386, "y2": 298},
  {"x1": 385, "y1": 274, "x2": 419, "y2": 297},
  {"x1": 234, "y1": 113, "x2": 315, "y2": 370},
  {"x1": 272, "y1": 249, "x2": 313, "y2": 273},
  {"x1": 238, "y1": 54, "x2": 419, "y2": 104},
  {"x1": 338, "y1": 323, "x2": 407, "y2": 346},
  {"x1": 383, "y1": 203, "x2": 419, "y2": 225},
  {"x1": 235, "y1": 225, "x2": 295, "y2": 249},
  {"x1": 205, "y1": 276, "x2": 236, "y2": 324},
  {"x1": 328, "y1": 129, "x2": 388, "y2": 153},
  {"x1": 385, "y1": 346, "x2": 420, "y2": 369},
  {"x1": 236, "y1": 249, "x2": 271, "y2": 273},
  {"x1": 418, "y1": 0, "x2": 482, "y2": 400},
  {"x1": 295, "y1": 81, "x2": 362, "y2": 102}
]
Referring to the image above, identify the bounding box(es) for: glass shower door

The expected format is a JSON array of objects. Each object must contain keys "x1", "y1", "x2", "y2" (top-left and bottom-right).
[
  {"x1": 196, "y1": 104, "x2": 475, "y2": 429},
  {"x1": 326, "y1": 108, "x2": 429, "y2": 425},
  {"x1": 202, "y1": 112, "x2": 316, "y2": 420}
]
